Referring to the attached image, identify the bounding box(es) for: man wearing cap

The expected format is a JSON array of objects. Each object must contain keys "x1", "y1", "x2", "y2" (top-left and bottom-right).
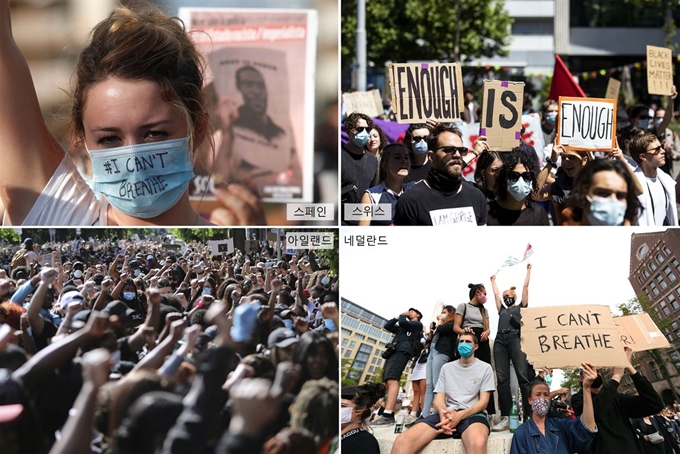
[
  {"x1": 571, "y1": 347, "x2": 663, "y2": 454},
  {"x1": 267, "y1": 327, "x2": 298, "y2": 366},
  {"x1": 373, "y1": 308, "x2": 424, "y2": 426}
]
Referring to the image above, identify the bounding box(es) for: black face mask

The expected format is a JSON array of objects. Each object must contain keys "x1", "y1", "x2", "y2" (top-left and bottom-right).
[{"x1": 503, "y1": 296, "x2": 516, "y2": 307}]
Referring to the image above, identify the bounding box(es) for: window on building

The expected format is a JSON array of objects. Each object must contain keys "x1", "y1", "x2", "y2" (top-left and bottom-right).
[
  {"x1": 651, "y1": 262, "x2": 658, "y2": 272},
  {"x1": 673, "y1": 322, "x2": 680, "y2": 339},
  {"x1": 354, "y1": 333, "x2": 366, "y2": 341},
  {"x1": 659, "y1": 300, "x2": 671, "y2": 317},
  {"x1": 651, "y1": 362, "x2": 663, "y2": 381},
  {"x1": 341, "y1": 338, "x2": 348, "y2": 347},
  {"x1": 643, "y1": 269, "x2": 651, "y2": 279},
  {"x1": 369, "y1": 366, "x2": 375, "y2": 373},
  {"x1": 657, "y1": 252, "x2": 665, "y2": 264},
  {"x1": 664, "y1": 245, "x2": 672, "y2": 256},
  {"x1": 358, "y1": 343, "x2": 373, "y2": 355},
  {"x1": 650, "y1": 281, "x2": 659, "y2": 295},
  {"x1": 637, "y1": 275, "x2": 644, "y2": 285},
  {"x1": 341, "y1": 328, "x2": 352, "y2": 337},
  {"x1": 673, "y1": 258, "x2": 680, "y2": 270},
  {"x1": 367, "y1": 337, "x2": 376, "y2": 344},
  {"x1": 669, "y1": 294, "x2": 680, "y2": 311},
  {"x1": 665, "y1": 267, "x2": 677, "y2": 283},
  {"x1": 343, "y1": 349, "x2": 351, "y2": 358},
  {"x1": 349, "y1": 341, "x2": 356, "y2": 349},
  {"x1": 371, "y1": 357, "x2": 377, "y2": 364},
  {"x1": 656, "y1": 275, "x2": 667, "y2": 290}
]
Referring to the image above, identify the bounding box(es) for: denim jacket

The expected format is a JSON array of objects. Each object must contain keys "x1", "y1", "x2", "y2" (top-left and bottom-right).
[{"x1": 510, "y1": 416, "x2": 597, "y2": 454}]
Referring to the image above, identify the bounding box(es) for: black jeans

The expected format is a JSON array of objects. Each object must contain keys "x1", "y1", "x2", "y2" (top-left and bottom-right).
[{"x1": 493, "y1": 331, "x2": 530, "y2": 418}]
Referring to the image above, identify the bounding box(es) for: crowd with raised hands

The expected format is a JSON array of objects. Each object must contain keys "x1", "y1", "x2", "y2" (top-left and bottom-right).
[
  {"x1": 341, "y1": 82, "x2": 680, "y2": 226},
  {"x1": 0, "y1": 234, "x2": 340, "y2": 454}
]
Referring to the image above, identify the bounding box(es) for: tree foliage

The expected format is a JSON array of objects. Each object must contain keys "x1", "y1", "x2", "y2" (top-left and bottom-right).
[{"x1": 341, "y1": 0, "x2": 513, "y2": 68}]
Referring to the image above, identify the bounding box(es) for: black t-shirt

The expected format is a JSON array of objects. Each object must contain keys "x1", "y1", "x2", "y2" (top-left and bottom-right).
[
  {"x1": 404, "y1": 160, "x2": 431, "y2": 183},
  {"x1": 341, "y1": 146, "x2": 379, "y2": 225},
  {"x1": 341, "y1": 428, "x2": 380, "y2": 454},
  {"x1": 551, "y1": 167, "x2": 573, "y2": 205},
  {"x1": 487, "y1": 200, "x2": 549, "y2": 226},
  {"x1": 393, "y1": 181, "x2": 487, "y2": 226}
]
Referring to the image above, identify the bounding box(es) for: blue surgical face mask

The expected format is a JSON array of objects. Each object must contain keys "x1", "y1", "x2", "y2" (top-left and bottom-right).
[
  {"x1": 507, "y1": 177, "x2": 533, "y2": 201},
  {"x1": 353, "y1": 130, "x2": 370, "y2": 147},
  {"x1": 202, "y1": 287, "x2": 212, "y2": 295},
  {"x1": 133, "y1": 269, "x2": 141, "y2": 277},
  {"x1": 637, "y1": 118, "x2": 650, "y2": 130},
  {"x1": 586, "y1": 196, "x2": 626, "y2": 226},
  {"x1": 89, "y1": 137, "x2": 195, "y2": 219},
  {"x1": 324, "y1": 318, "x2": 337, "y2": 331},
  {"x1": 283, "y1": 319, "x2": 294, "y2": 329},
  {"x1": 413, "y1": 139, "x2": 429, "y2": 156},
  {"x1": 546, "y1": 112, "x2": 557, "y2": 124},
  {"x1": 321, "y1": 276, "x2": 330, "y2": 286},
  {"x1": 458, "y1": 342, "x2": 473, "y2": 358},
  {"x1": 123, "y1": 291, "x2": 136, "y2": 300}
]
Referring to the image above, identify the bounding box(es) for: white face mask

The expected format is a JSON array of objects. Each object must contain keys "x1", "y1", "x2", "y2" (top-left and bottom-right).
[{"x1": 341, "y1": 406, "x2": 354, "y2": 423}]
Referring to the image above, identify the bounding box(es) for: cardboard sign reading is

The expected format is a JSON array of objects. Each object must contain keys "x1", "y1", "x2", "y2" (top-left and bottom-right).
[
  {"x1": 613, "y1": 313, "x2": 671, "y2": 352},
  {"x1": 389, "y1": 63, "x2": 464, "y2": 124},
  {"x1": 521, "y1": 304, "x2": 628, "y2": 369},
  {"x1": 557, "y1": 97, "x2": 617, "y2": 151},
  {"x1": 647, "y1": 45, "x2": 673, "y2": 96},
  {"x1": 480, "y1": 80, "x2": 524, "y2": 151}
]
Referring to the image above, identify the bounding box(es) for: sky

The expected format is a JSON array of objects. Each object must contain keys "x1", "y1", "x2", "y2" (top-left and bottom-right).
[{"x1": 341, "y1": 226, "x2": 668, "y2": 388}]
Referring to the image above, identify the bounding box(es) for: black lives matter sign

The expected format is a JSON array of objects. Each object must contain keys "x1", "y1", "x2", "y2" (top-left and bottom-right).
[{"x1": 388, "y1": 63, "x2": 465, "y2": 124}]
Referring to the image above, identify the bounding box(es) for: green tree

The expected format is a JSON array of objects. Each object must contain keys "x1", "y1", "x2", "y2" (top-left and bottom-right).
[
  {"x1": 342, "y1": 358, "x2": 363, "y2": 387},
  {"x1": 617, "y1": 293, "x2": 679, "y2": 402},
  {"x1": 341, "y1": 0, "x2": 513, "y2": 69},
  {"x1": 561, "y1": 368, "x2": 582, "y2": 392}
]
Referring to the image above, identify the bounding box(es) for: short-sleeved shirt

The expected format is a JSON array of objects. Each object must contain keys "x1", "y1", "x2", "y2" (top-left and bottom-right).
[
  {"x1": 487, "y1": 200, "x2": 549, "y2": 226},
  {"x1": 456, "y1": 302, "x2": 486, "y2": 329},
  {"x1": 364, "y1": 182, "x2": 415, "y2": 225},
  {"x1": 434, "y1": 358, "x2": 495, "y2": 411},
  {"x1": 393, "y1": 180, "x2": 487, "y2": 226}
]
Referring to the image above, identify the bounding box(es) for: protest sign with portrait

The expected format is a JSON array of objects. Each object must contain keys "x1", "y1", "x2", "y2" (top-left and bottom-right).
[
  {"x1": 179, "y1": 8, "x2": 317, "y2": 203},
  {"x1": 521, "y1": 304, "x2": 629, "y2": 369}
]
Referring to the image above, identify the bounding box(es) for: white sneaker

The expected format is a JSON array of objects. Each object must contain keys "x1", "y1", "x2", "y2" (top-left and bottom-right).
[
  {"x1": 492, "y1": 416, "x2": 509, "y2": 432},
  {"x1": 404, "y1": 414, "x2": 418, "y2": 425}
]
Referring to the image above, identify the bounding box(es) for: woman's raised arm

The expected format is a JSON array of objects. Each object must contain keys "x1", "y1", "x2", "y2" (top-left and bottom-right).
[{"x1": 0, "y1": 1, "x2": 63, "y2": 223}]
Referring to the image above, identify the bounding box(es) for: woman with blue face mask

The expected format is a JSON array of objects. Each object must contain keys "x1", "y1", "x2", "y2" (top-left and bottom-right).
[
  {"x1": 487, "y1": 150, "x2": 549, "y2": 226},
  {"x1": 564, "y1": 158, "x2": 642, "y2": 226},
  {"x1": 0, "y1": 3, "x2": 265, "y2": 226}
]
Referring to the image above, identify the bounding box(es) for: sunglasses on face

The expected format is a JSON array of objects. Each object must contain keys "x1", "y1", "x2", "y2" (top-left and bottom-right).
[
  {"x1": 412, "y1": 136, "x2": 429, "y2": 142},
  {"x1": 507, "y1": 171, "x2": 534, "y2": 181},
  {"x1": 638, "y1": 115, "x2": 651, "y2": 120},
  {"x1": 435, "y1": 146, "x2": 469, "y2": 156},
  {"x1": 646, "y1": 145, "x2": 664, "y2": 155},
  {"x1": 354, "y1": 126, "x2": 370, "y2": 134}
]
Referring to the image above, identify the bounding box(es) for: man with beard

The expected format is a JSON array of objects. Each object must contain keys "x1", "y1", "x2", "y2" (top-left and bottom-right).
[{"x1": 393, "y1": 123, "x2": 487, "y2": 225}]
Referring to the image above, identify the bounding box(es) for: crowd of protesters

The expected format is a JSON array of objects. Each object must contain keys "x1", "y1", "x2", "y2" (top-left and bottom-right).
[
  {"x1": 341, "y1": 83, "x2": 680, "y2": 226},
  {"x1": 0, "y1": 233, "x2": 339, "y2": 454},
  {"x1": 347, "y1": 264, "x2": 671, "y2": 454}
]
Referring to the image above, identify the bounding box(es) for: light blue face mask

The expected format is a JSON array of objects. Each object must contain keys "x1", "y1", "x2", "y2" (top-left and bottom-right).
[
  {"x1": 545, "y1": 112, "x2": 558, "y2": 124},
  {"x1": 202, "y1": 287, "x2": 212, "y2": 295},
  {"x1": 413, "y1": 139, "x2": 428, "y2": 155},
  {"x1": 586, "y1": 196, "x2": 626, "y2": 226},
  {"x1": 507, "y1": 177, "x2": 533, "y2": 201},
  {"x1": 457, "y1": 342, "x2": 473, "y2": 358},
  {"x1": 324, "y1": 318, "x2": 337, "y2": 331},
  {"x1": 637, "y1": 118, "x2": 651, "y2": 130},
  {"x1": 353, "y1": 130, "x2": 370, "y2": 147},
  {"x1": 123, "y1": 291, "x2": 136, "y2": 300},
  {"x1": 89, "y1": 137, "x2": 194, "y2": 219},
  {"x1": 283, "y1": 319, "x2": 294, "y2": 329}
]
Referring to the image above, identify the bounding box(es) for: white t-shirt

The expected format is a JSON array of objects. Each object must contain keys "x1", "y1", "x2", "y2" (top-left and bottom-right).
[
  {"x1": 435, "y1": 358, "x2": 495, "y2": 411},
  {"x1": 646, "y1": 176, "x2": 669, "y2": 226},
  {"x1": 3, "y1": 155, "x2": 106, "y2": 226}
]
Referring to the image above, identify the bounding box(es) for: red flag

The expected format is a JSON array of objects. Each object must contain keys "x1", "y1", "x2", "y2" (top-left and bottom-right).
[{"x1": 548, "y1": 54, "x2": 586, "y2": 101}]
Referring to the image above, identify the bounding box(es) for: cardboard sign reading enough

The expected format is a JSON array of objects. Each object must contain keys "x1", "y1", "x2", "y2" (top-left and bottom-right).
[
  {"x1": 557, "y1": 97, "x2": 617, "y2": 151},
  {"x1": 389, "y1": 62, "x2": 464, "y2": 124},
  {"x1": 480, "y1": 80, "x2": 524, "y2": 151},
  {"x1": 521, "y1": 304, "x2": 628, "y2": 369}
]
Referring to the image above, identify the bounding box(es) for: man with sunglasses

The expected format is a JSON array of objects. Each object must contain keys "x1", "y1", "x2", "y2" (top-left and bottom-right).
[
  {"x1": 341, "y1": 112, "x2": 379, "y2": 225},
  {"x1": 394, "y1": 123, "x2": 487, "y2": 225},
  {"x1": 391, "y1": 333, "x2": 494, "y2": 454},
  {"x1": 629, "y1": 133, "x2": 678, "y2": 226}
]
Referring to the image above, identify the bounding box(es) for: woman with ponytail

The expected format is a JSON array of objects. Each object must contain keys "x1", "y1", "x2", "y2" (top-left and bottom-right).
[{"x1": 490, "y1": 263, "x2": 532, "y2": 431}]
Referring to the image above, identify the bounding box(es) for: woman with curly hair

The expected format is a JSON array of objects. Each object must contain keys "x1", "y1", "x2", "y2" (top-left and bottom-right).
[
  {"x1": 487, "y1": 149, "x2": 549, "y2": 225},
  {"x1": 564, "y1": 158, "x2": 642, "y2": 225},
  {"x1": 341, "y1": 382, "x2": 386, "y2": 454}
]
